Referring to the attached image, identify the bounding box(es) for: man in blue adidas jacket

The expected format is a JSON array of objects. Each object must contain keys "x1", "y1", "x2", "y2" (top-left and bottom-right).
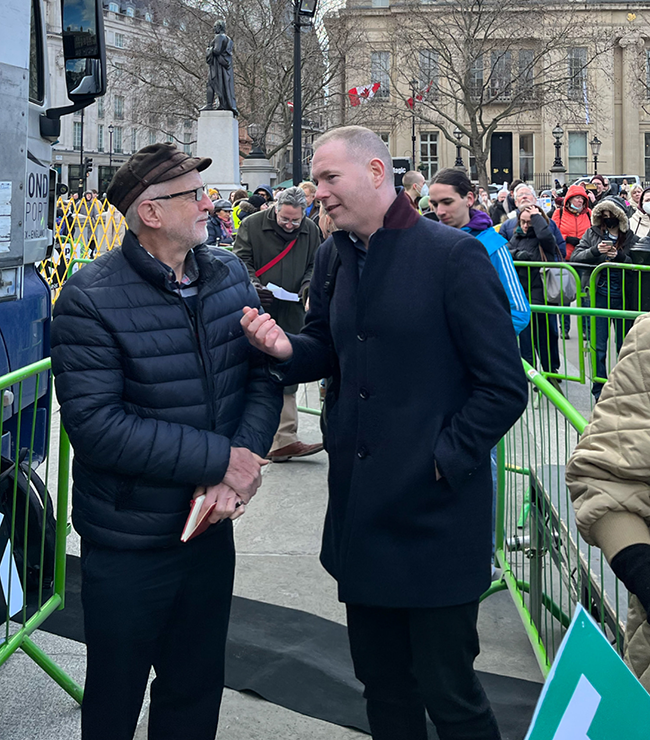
[{"x1": 429, "y1": 168, "x2": 530, "y2": 336}]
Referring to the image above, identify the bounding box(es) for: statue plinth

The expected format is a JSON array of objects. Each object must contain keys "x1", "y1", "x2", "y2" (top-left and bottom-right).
[{"x1": 196, "y1": 109, "x2": 241, "y2": 196}]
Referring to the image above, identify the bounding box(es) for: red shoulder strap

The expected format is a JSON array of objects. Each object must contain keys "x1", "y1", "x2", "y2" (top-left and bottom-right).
[{"x1": 255, "y1": 238, "x2": 298, "y2": 278}]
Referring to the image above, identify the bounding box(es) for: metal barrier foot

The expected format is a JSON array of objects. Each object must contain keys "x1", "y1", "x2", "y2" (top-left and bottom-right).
[{"x1": 20, "y1": 634, "x2": 83, "y2": 705}]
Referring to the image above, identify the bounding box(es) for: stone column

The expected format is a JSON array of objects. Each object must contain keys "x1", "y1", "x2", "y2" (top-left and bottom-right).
[{"x1": 619, "y1": 33, "x2": 645, "y2": 176}]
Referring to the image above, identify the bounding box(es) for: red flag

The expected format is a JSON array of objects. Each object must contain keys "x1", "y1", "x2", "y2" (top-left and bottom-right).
[{"x1": 348, "y1": 82, "x2": 381, "y2": 106}]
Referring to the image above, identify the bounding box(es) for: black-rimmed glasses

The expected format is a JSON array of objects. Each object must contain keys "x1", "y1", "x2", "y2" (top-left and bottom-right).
[{"x1": 150, "y1": 185, "x2": 206, "y2": 202}]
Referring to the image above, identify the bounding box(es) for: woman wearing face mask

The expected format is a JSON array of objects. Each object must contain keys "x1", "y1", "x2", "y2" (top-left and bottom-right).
[
  {"x1": 629, "y1": 187, "x2": 650, "y2": 238},
  {"x1": 570, "y1": 196, "x2": 639, "y2": 400},
  {"x1": 552, "y1": 185, "x2": 592, "y2": 338}
]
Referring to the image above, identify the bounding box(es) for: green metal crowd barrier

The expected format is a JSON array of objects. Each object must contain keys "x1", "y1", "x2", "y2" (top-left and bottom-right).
[
  {"x1": 0, "y1": 359, "x2": 82, "y2": 704},
  {"x1": 492, "y1": 361, "x2": 625, "y2": 675}
]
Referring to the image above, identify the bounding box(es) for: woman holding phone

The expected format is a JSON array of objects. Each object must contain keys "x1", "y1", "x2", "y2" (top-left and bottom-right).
[{"x1": 570, "y1": 196, "x2": 639, "y2": 400}]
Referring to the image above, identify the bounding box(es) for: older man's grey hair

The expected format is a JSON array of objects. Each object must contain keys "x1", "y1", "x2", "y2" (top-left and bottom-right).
[
  {"x1": 123, "y1": 181, "x2": 169, "y2": 234},
  {"x1": 514, "y1": 183, "x2": 536, "y2": 201},
  {"x1": 313, "y1": 126, "x2": 393, "y2": 184},
  {"x1": 276, "y1": 186, "x2": 307, "y2": 212}
]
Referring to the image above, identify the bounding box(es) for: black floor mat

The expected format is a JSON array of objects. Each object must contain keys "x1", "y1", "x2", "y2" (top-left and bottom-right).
[{"x1": 21, "y1": 555, "x2": 541, "y2": 738}]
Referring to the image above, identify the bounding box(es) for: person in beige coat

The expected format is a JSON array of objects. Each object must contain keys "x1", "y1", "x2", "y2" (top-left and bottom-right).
[{"x1": 566, "y1": 312, "x2": 650, "y2": 691}]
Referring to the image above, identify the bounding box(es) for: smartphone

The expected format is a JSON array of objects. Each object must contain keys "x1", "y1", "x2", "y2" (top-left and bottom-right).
[{"x1": 600, "y1": 240, "x2": 613, "y2": 248}]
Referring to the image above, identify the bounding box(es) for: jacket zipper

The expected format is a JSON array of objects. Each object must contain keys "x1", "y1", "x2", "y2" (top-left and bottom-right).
[{"x1": 179, "y1": 296, "x2": 216, "y2": 429}]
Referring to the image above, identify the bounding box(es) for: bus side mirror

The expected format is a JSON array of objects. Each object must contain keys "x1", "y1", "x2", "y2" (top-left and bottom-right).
[{"x1": 61, "y1": 0, "x2": 106, "y2": 101}]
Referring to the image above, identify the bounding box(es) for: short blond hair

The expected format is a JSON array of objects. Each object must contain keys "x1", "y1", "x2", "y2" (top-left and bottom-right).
[{"x1": 313, "y1": 126, "x2": 392, "y2": 177}]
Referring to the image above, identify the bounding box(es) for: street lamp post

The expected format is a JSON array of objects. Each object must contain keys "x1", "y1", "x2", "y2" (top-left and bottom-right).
[
  {"x1": 453, "y1": 127, "x2": 464, "y2": 169},
  {"x1": 108, "y1": 124, "x2": 114, "y2": 168},
  {"x1": 590, "y1": 134, "x2": 602, "y2": 176},
  {"x1": 410, "y1": 79, "x2": 418, "y2": 169},
  {"x1": 549, "y1": 123, "x2": 567, "y2": 187},
  {"x1": 292, "y1": 0, "x2": 318, "y2": 186}
]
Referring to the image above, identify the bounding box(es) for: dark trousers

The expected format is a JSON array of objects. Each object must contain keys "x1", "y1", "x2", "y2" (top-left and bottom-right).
[
  {"x1": 592, "y1": 291, "x2": 633, "y2": 399},
  {"x1": 346, "y1": 602, "x2": 500, "y2": 740},
  {"x1": 80, "y1": 523, "x2": 235, "y2": 740},
  {"x1": 519, "y1": 312, "x2": 560, "y2": 373}
]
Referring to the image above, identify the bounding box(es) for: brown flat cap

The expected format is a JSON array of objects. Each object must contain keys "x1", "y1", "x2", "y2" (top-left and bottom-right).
[{"x1": 106, "y1": 143, "x2": 212, "y2": 215}]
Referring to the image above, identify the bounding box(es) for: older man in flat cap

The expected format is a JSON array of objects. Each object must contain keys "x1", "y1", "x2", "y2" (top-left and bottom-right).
[{"x1": 51, "y1": 143, "x2": 282, "y2": 740}]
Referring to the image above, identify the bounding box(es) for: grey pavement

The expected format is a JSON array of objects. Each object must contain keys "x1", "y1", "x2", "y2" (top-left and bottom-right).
[{"x1": 1, "y1": 387, "x2": 543, "y2": 740}]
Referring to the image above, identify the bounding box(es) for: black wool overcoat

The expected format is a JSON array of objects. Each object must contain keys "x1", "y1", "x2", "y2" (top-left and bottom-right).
[{"x1": 278, "y1": 193, "x2": 528, "y2": 608}]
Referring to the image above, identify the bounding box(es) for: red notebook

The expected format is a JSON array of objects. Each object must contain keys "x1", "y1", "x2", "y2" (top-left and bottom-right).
[{"x1": 181, "y1": 494, "x2": 216, "y2": 542}]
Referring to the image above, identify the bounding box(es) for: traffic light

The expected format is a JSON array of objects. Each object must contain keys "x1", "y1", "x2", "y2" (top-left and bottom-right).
[{"x1": 84, "y1": 157, "x2": 93, "y2": 176}]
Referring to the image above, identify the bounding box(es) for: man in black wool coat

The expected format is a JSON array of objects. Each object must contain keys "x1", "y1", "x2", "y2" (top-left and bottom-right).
[
  {"x1": 241, "y1": 126, "x2": 528, "y2": 740},
  {"x1": 51, "y1": 143, "x2": 282, "y2": 740}
]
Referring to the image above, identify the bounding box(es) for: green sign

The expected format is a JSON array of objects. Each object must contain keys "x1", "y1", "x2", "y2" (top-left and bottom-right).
[{"x1": 525, "y1": 605, "x2": 650, "y2": 740}]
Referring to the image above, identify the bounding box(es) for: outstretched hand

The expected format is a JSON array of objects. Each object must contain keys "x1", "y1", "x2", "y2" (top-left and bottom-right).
[{"x1": 241, "y1": 306, "x2": 294, "y2": 361}]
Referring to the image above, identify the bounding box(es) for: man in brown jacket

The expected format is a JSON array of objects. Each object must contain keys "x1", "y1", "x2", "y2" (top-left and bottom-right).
[
  {"x1": 566, "y1": 312, "x2": 650, "y2": 691},
  {"x1": 234, "y1": 186, "x2": 323, "y2": 461}
]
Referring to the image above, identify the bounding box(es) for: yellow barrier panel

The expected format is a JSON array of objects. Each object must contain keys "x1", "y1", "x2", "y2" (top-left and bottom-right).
[{"x1": 39, "y1": 196, "x2": 127, "y2": 303}]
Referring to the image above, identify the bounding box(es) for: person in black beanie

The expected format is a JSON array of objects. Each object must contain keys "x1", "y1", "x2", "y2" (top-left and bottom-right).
[{"x1": 567, "y1": 312, "x2": 650, "y2": 691}]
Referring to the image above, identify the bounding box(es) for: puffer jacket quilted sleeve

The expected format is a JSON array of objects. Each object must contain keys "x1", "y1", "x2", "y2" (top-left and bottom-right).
[{"x1": 566, "y1": 313, "x2": 650, "y2": 545}]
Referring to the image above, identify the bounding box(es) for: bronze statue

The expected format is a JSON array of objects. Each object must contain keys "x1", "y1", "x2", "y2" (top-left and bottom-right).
[{"x1": 203, "y1": 20, "x2": 238, "y2": 116}]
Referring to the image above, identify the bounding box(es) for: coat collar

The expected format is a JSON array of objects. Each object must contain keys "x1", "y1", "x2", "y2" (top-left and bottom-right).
[
  {"x1": 383, "y1": 188, "x2": 421, "y2": 230},
  {"x1": 121, "y1": 229, "x2": 226, "y2": 294}
]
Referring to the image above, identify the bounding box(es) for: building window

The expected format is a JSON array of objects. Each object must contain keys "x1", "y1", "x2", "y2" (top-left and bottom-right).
[
  {"x1": 372, "y1": 0, "x2": 389, "y2": 6},
  {"x1": 108, "y1": 1, "x2": 119, "y2": 11},
  {"x1": 179, "y1": 21, "x2": 186, "y2": 31},
  {"x1": 114, "y1": 33, "x2": 125, "y2": 48},
  {"x1": 418, "y1": 50, "x2": 439, "y2": 99},
  {"x1": 73, "y1": 121, "x2": 82, "y2": 150},
  {"x1": 490, "y1": 51, "x2": 512, "y2": 101},
  {"x1": 645, "y1": 133, "x2": 650, "y2": 182},
  {"x1": 114, "y1": 126, "x2": 123, "y2": 154},
  {"x1": 519, "y1": 133, "x2": 534, "y2": 181},
  {"x1": 184, "y1": 118, "x2": 192, "y2": 130},
  {"x1": 371, "y1": 51, "x2": 390, "y2": 99},
  {"x1": 568, "y1": 131, "x2": 588, "y2": 180},
  {"x1": 131, "y1": 128, "x2": 137, "y2": 152},
  {"x1": 98, "y1": 124, "x2": 104, "y2": 153},
  {"x1": 166, "y1": 133, "x2": 174, "y2": 143},
  {"x1": 145, "y1": 11, "x2": 152, "y2": 21},
  {"x1": 125, "y1": 6, "x2": 134, "y2": 17},
  {"x1": 183, "y1": 134, "x2": 191, "y2": 155},
  {"x1": 470, "y1": 55, "x2": 484, "y2": 101},
  {"x1": 518, "y1": 49, "x2": 535, "y2": 97},
  {"x1": 97, "y1": 96, "x2": 104, "y2": 118},
  {"x1": 148, "y1": 129, "x2": 156, "y2": 146},
  {"x1": 568, "y1": 47, "x2": 587, "y2": 102},
  {"x1": 419, "y1": 132, "x2": 438, "y2": 181},
  {"x1": 114, "y1": 95, "x2": 124, "y2": 120},
  {"x1": 377, "y1": 132, "x2": 390, "y2": 150}
]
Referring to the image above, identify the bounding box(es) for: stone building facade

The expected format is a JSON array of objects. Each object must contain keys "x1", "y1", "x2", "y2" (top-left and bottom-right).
[{"x1": 326, "y1": 0, "x2": 650, "y2": 187}]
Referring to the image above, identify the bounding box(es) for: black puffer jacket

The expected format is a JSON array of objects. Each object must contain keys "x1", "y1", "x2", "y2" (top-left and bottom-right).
[
  {"x1": 508, "y1": 213, "x2": 558, "y2": 304},
  {"x1": 51, "y1": 231, "x2": 282, "y2": 550}
]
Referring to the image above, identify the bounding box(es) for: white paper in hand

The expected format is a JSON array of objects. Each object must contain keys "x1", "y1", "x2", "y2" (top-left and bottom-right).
[{"x1": 265, "y1": 282, "x2": 300, "y2": 302}]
